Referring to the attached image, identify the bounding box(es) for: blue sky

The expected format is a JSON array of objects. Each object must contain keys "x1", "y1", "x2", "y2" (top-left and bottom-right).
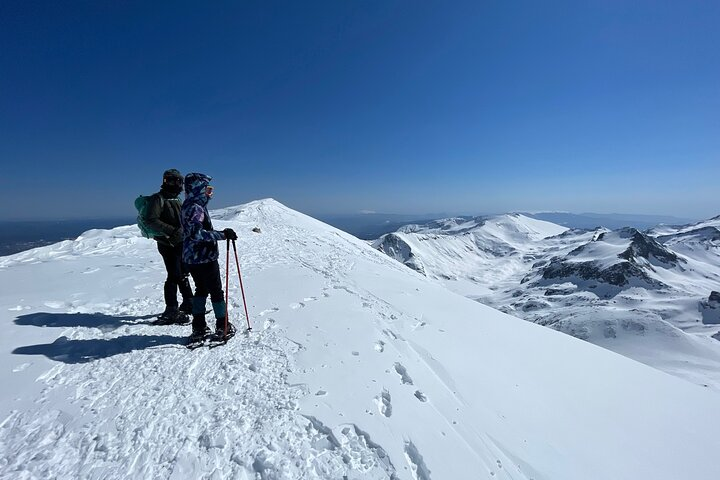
[{"x1": 1, "y1": 1, "x2": 718, "y2": 220}]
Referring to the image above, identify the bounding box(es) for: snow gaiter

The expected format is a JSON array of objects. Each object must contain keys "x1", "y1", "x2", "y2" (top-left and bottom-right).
[
  {"x1": 212, "y1": 300, "x2": 226, "y2": 330},
  {"x1": 191, "y1": 297, "x2": 207, "y2": 331}
]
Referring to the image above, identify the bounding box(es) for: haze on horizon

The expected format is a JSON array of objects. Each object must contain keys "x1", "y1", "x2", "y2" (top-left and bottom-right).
[{"x1": 1, "y1": 1, "x2": 718, "y2": 221}]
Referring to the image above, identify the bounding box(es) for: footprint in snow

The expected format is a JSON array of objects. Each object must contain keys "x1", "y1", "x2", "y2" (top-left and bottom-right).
[
  {"x1": 412, "y1": 321, "x2": 427, "y2": 331},
  {"x1": 383, "y1": 329, "x2": 399, "y2": 341},
  {"x1": 259, "y1": 307, "x2": 280, "y2": 317},
  {"x1": 414, "y1": 391, "x2": 427, "y2": 402},
  {"x1": 302, "y1": 297, "x2": 318, "y2": 302},
  {"x1": 289, "y1": 302, "x2": 305, "y2": 310},
  {"x1": 394, "y1": 363, "x2": 413, "y2": 385},
  {"x1": 374, "y1": 341, "x2": 385, "y2": 353},
  {"x1": 374, "y1": 389, "x2": 392, "y2": 417}
]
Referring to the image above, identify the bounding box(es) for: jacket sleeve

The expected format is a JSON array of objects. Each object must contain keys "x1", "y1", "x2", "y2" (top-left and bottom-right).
[
  {"x1": 185, "y1": 204, "x2": 226, "y2": 242},
  {"x1": 145, "y1": 194, "x2": 177, "y2": 238}
]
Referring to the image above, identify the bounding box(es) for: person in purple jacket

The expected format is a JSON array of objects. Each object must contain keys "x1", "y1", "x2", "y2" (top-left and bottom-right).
[{"x1": 181, "y1": 172, "x2": 237, "y2": 342}]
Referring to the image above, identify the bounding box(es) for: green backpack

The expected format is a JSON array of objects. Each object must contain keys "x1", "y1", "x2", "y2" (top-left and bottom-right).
[{"x1": 134, "y1": 194, "x2": 166, "y2": 239}]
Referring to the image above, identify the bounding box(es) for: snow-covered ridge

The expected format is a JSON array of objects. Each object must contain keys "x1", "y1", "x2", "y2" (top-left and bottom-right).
[
  {"x1": 372, "y1": 214, "x2": 567, "y2": 289},
  {"x1": 373, "y1": 212, "x2": 720, "y2": 390},
  {"x1": 2, "y1": 199, "x2": 719, "y2": 479},
  {"x1": 539, "y1": 227, "x2": 683, "y2": 291}
]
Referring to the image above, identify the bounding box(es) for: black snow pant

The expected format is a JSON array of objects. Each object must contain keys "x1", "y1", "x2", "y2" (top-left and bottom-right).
[
  {"x1": 157, "y1": 243, "x2": 193, "y2": 310},
  {"x1": 187, "y1": 260, "x2": 226, "y2": 331}
]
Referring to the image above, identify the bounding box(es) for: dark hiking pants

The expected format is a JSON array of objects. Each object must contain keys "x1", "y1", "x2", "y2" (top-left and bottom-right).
[
  {"x1": 188, "y1": 260, "x2": 226, "y2": 331},
  {"x1": 157, "y1": 243, "x2": 193, "y2": 310}
]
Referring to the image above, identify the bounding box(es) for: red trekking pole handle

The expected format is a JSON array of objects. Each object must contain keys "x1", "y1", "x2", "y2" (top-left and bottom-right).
[{"x1": 232, "y1": 239, "x2": 252, "y2": 332}]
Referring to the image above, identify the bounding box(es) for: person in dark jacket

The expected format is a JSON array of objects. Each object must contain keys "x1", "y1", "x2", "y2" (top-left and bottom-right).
[
  {"x1": 145, "y1": 169, "x2": 194, "y2": 323},
  {"x1": 181, "y1": 172, "x2": 237, "y2": 341}
]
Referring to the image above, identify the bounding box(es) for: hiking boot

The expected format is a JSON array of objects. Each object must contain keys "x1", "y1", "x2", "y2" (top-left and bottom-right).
[
  {"x1": 189, "y1": 326, "x2": 211, "y2": 343},
  {"x1": 215, "y1": 321, "x2": 236, "y2": 340},
  {"x1": 155, "y1": 308, "x2": 190, "y2": 325},
  {"x1": 158, "y1": 306, "x2": 178, "y2": 319},
  {"x1": 154, "y1": 313, "x2": 190, "y2": 325}
]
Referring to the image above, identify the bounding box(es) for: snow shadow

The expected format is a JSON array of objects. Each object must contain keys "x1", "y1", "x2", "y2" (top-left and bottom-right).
[
  {"x1": 13, "y1": 334, "x2": 186, "y2": 364},
  {"x1": 14, "y1": 312, "x2": 156, "y2": 330}
]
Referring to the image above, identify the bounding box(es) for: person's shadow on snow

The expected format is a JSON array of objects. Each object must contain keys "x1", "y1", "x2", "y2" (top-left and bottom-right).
[
  {"x1": 12, "y1": 312, "x2": 187, "y2": 364},
  {"x1": 14, "y1": 312, "x2": 157, "y2": 331},
  {"x1": 13, "y1": 334, "x2": 187, "y2": 364}
]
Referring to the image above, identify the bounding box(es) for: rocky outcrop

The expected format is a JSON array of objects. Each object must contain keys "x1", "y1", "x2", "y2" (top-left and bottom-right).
[
  {"x1": 373, "y1": 233, "x2": 426, "y2": 276},
  {"x1": 539, "y1": 228, "x2": 677, "y2": 290},
  {"x1": 541, "y1": 258, "x2": 661, "y2": 288},
  {"x1": 700, "y1": 291, "x2": 720, "y2": 325},
  {"x1": 616, "y1": 228, "x2": 679, "y2": 265}
]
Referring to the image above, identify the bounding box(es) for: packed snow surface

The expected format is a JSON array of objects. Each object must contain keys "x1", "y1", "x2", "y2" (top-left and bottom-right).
[{"x1": 1, "y1": 199, "x2": 719, "y2": 479}]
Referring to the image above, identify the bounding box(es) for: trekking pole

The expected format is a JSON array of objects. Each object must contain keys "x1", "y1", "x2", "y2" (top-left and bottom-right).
[
  {"x1": 231, "y1": 239, "x2": 252, "y2": 332},
  {"x1": 224, "y1": 239, "x2": 230, "y2": 338}
]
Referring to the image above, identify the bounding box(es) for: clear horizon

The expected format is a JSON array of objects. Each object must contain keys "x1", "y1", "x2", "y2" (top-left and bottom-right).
[
  {"x1": 1, "y1": 1, "x2": 718, "y2": 220},
  {"x1": 0, "y1": 205, "x2": 705, "y2": 224}
]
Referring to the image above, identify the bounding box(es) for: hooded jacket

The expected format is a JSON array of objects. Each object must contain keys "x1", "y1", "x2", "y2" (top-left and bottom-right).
[
  {"x1": 145, "y1": 187, "x2": 183, "y2": 247},
  {"x1": 181, "y1": 173, "x2": 225, "y2": 264}
]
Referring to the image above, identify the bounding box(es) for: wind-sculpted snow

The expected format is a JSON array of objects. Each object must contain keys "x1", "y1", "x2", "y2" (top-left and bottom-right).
[{"x1": 2, "y1": 199, "x2": 720, "y2": 479}]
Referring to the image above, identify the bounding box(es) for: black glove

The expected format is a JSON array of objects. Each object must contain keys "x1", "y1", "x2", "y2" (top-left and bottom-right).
[
  {"x1": 223, "y1": 228, "x2": 238, "y2": 241},
  {"x1": 169, "y1": 228, "x2": 182, "y2": 246}
]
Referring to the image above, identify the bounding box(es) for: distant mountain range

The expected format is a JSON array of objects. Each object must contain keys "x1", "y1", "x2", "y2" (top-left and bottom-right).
[
  {"x1": 523, "y1": 212, "x2": 697, "y2": 230},
  {"x1": 373, "y1": 213, "x2": 720, "y2": 389},
  {"x1": 316, "y1": 211, "x2": 698, "y2": 240}
]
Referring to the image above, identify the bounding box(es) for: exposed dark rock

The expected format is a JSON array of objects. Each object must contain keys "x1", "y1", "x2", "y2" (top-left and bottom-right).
[
  {"x1": 657, "y1": 226, "x2": 720, "y2": 245},
  {"x1": 700, "y1": 291, "x2": 720, "y2": 325},
  {"x1": 374, "y1": 233, "x2": 426, "y2": 275},
  {"x1": 539, "y1": 227, "x2": 681, "y2": 291},
  {"x1": 398, "y1": 216, "x2": 487, "y2": 235},
  {"x1": 541, "y1": 258, "x2": 660, "y2": 288},
  {"x1": 544, "y1": 287, "x2": 575, "y2": 296},
  {"x1": 616, "y1": 228, "x2": 679, "y2": 265}
]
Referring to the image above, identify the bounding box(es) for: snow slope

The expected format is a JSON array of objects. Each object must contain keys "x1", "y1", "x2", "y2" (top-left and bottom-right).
[
  {"x1": 373, "y1": 214, "x2": 567, "y2": 297},
  {"x1": 1, "y1": 199, "x2": 719, "y2": 479}
]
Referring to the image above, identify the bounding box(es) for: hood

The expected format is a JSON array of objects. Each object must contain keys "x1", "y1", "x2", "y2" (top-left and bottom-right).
[{"x1": 184, "y1": 172, "x2": 212, "y2": 206}]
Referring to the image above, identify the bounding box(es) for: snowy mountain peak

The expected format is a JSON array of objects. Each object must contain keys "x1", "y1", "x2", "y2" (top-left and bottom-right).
[
  {"x1": 396, "y1": 213, "x2": 567, "y2": 240},
  {"x1": 541, "y1": 227, "x2": 681, "y2": 291},
  {"x1": 615, "y1": 227, "x2": 680, "y2": 265},
  {"x1": 212, "y1": 197, "x2": 288, "y2": 221}
]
